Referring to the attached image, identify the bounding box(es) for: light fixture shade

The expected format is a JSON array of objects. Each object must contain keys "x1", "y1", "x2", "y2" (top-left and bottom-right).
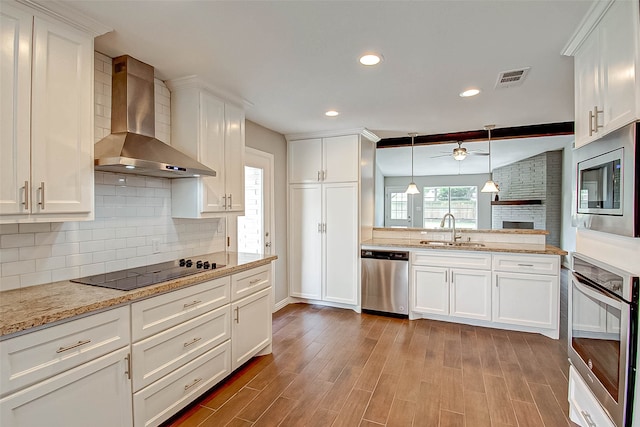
[
  {"x1": 405, "y1": 182, "x2": 420, "y2": 194},
  {"x1": 453, "y1": 148, "x2": 467, "y2": 160},
  {"x1": 481, "y1": 180, "x2": 500, "y2": 193}
]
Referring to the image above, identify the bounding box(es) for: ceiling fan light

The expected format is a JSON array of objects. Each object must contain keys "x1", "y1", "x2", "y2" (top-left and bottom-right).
[
  {"x1": 405, "y1": 182, "x2": 420, "y2": 194},
  {"x1": 453, "y1": 148, "x2": 467, "y2": 160},
  {"x1": 481, "y1": 180, "x2": 500, "y2": 193}
]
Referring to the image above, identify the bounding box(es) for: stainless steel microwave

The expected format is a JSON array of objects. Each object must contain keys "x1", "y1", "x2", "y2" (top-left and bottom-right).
[{"x1": 574, "y1": 122, "x2": 639, "y2": 237}]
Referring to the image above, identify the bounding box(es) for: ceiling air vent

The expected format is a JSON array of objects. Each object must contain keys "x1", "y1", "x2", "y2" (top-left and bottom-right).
[{"x1": 495, "y1": 67, "x2": 531, "y2": 89}]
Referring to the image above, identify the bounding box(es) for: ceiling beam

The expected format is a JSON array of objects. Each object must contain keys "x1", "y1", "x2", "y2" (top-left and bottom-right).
[{"x1": 376, "y1": 121, "x2": 574, "y2": 149}]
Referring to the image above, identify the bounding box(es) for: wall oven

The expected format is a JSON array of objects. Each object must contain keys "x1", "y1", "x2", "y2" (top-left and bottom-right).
[
  {"x1": 574, "y1": 122, "x2": 639, "y2": 237},
  {"x1": 569, "y1": 253, "x2": 639, "y2": 426}
]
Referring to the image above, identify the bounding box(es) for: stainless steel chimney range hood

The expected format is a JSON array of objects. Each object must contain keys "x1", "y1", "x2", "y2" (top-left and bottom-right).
[{"x1": 94, "y1": 55, "x2": 216, "y2": 178}]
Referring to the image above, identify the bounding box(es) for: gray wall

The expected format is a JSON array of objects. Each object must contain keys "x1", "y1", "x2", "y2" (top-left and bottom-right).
[
  {"x1": 245, "y1": 120, "x2": 288, "y2": 306},
  {"x1": 384, "y1": 173, "x2": 493, "y2": 229}
]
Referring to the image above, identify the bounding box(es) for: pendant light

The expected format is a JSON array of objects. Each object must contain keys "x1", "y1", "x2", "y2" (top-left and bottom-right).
[
  {"x1": 405, "y1": 133, "x2": 420, "y2": 194},
  {"x1": 480, "y1": 124, "x2": 500, "y2": 196}
]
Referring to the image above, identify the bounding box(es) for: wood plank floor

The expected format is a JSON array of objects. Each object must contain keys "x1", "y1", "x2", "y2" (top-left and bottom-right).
[{"x1": 164, "y1": 269, "x2": 575, "y2": 427}]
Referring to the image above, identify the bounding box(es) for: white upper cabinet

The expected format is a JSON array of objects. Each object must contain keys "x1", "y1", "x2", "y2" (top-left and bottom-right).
[
  {"x1": 566, "y1": 0, "x2": 639, "y2": 147},
  {"x1": 1, "y1": 3, "x2": 94, "y2": 222},
  {"x1": 169, "y1": 79, "x2": 245, "y2": 217},
  {"x1": 289, "y1": 135, "x2": 359, "y2": 183}
]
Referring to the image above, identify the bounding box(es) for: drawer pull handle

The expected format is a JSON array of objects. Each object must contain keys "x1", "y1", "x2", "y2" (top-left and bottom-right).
[
  {"x1": 183, "y1": 337, "x2": 202, "y2": 348},
  {"x1": 56, "y1": 339, "x2": 91, "y2": 353},
  {"x1": 580, "y1": 410, "x2": 597, "y2": 427},
  {"x1": 183, "y1": 300, "x2": 202, "y2": 309},
  {"x1": 517, "y1": 263, "x2": 534, "y2": 267},
  {"x1": 235, "y1": 306, "x2": 240, "y2": 323},
  {"x1": 125, "y1": 353, "x2": 132, "y2": 380},
  {"x1": 249, "y1": 278, "x2": 262, "y2": 285},
  {"x1": 184, "y1": 377, "x2": 202, "y2": 391}
]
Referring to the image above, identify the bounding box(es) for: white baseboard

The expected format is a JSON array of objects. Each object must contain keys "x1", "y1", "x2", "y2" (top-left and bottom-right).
[{"x1": 273, "y1": 297, "x2": 292, "y2": 313}]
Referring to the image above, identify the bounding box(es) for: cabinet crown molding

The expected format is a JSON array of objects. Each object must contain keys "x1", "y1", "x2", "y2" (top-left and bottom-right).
[
  {"x1": 285, "y1": 128, "x2": 380, "y2": 143},
  {"x1": 15, "y1": 0, "x2": 112, "y2": 37},
  {"x1": 562, "y1": 0, "x2": 615, "y2": 56}
]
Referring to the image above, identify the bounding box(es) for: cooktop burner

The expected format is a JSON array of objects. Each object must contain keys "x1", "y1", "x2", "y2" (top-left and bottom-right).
[{"x1": 71, "y1": 256, "x2": 225, "y2": 291}]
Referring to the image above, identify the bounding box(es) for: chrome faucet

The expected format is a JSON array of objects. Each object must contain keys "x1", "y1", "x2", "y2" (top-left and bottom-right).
[{"x1": 440, "y1": 213, "x2": 460, "y2": 242}]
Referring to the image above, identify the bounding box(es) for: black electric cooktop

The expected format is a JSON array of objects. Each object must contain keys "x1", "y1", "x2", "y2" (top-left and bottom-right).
[{"x1": 71, "y1": 256, "x2": 225, "y2": 291}]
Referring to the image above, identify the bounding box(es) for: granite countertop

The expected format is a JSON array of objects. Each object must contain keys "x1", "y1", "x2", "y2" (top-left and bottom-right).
[
  {"x1": 0, "y1": 252, "x2": 277, "y2": 338},
  {"x1": 372, "y1": 227, "x2": 549, "y2": 235},
  {"x1": 362, "y1": 239, "x2": 568, "y2": 256}
]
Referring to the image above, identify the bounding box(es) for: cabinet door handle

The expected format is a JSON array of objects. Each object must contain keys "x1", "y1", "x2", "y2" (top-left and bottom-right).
[
  {"x1": 184, "y1": 377, "x2": 202, "y2": 391},
  {"x1": 23, "y1": 181, "x2": 29, "y2": 210},
  {"x1": 183, "y1": 300, "x2": 202, "y2": 309},
  {"x1": 589, "y1": 110, "x2": 595, "y2": 136},
  {"x1": 222, "y1": 195, "x2": 227, "y2": 209},
  {"x1": 318, "y1": 223, "x2": 322, "y2": 233},
  {"x1": 323, "y1": 223, "x2": 326, "y2": 233},
  {"x1": 183, "y1": 337, "x2": 202, "y2": 348},
  {"x1": 56, "y1": 339, "x2": 91, "y2": 353},
  {"x1": 445, "y1": 270, "x2": 448, "y2": 283},
  {"x1": 517, "y1": 263, "x2": 534, "y2": 267},
  {"x1": 496, "y1": 274, "x2": 499, "y2": 287},
  {"x1": 317, "y1": 171, "x2": 321, "y2": 181},
  {"x1": 228, "y1": 193, "x2": 232, "y2": 210},
  {"x1": 580, "y1": 411, "x2": 597, "y2": 427},
  {"x1": 38, "y1": 182, "x2": 45, "y2": 210},
  {"x1": 124, "y1": 353, "x2": 132, "y2": 380},
  {"x1": 322, "y1": 170, "x2": 326, "y2": 181},
  {"x1": 235, "y1": 306, "x2": 240, "y2": 323},
  {"x1": 593, "y1": 106, "x2": 603, "y2": 133}
]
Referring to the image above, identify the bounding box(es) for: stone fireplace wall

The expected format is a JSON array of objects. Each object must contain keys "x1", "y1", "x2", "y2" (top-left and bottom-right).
[{"x1": 491, "y1": 151, "x2": 563, "y2": 247}]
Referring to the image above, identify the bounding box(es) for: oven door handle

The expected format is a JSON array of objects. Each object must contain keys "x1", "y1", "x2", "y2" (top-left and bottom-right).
[{"x1": 572, "y1": 275, "x2": 623, "y2": 311}]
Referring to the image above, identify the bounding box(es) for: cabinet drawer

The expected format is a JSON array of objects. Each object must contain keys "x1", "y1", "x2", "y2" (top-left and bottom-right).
[
  {"x1": 132, "y1": 277, "x2": 230, "y2": 341},
  {"x1": 0, "y1": 306, "x2": 129, "y2": 396},
  {"x1": 412, "y1": 250, "x2": 491, "y2": 270},
  {"x1": 132, "y1": 304, "x2": 230, "y2": 391},
  {"x1": 568, "y1": 366, "x2": 615, "y2": 427},
  {"x1": 133, "y1": 341, "x2": 231, "y2": 427},
  {"x1": 231, "y1": 264, "x2": 271, "y2": 301},
  {"x1": 492, "y1": 253, "x2": 559, "y2": 275}
]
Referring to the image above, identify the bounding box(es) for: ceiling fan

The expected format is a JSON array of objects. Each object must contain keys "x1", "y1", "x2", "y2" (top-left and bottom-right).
[{"x1": 431, "y1": 141, "x2": 489, "y2": 161}]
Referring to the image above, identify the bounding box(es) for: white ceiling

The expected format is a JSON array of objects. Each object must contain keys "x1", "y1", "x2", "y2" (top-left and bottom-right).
[
  {"x1": 62, "y1": 0, "x2": 593, "y2": 139},
  {"x1": 376, "y1": 134, "x2": 573, "y2": 176}
]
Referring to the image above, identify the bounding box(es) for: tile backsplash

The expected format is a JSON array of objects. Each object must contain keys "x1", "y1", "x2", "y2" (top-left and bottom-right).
[
  {"x1": 0, "y1": 52, "x2": 223, "y2": 292},
  {"x1": 0, "y1": 172, "x2": 226, "y2": 291}
]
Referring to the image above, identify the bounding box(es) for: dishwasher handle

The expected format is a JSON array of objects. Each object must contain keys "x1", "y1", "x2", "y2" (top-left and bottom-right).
[{"x1": 361, "y1": 250, "x2": 409, "y2": 261}]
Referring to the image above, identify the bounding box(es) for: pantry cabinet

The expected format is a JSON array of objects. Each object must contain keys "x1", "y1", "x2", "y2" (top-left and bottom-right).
[
  {"x1": 0, "y1": 2, "x2": 94, "y2": 222},
  {"x1": 288, "y1": 182, "x2": 358, "y2": 305},
  {"x1": 169, "y1": 78, "x2": 245, "y2": 217},
  {"x1": 565, "y1": 0, "x2": 639, "y2": 147},
  {"x1": 289, "y1": 135, "x2": 359, "y2": 183},
  {"x1": 287, "y1": 131, "x2": 376, "y2": 310}
]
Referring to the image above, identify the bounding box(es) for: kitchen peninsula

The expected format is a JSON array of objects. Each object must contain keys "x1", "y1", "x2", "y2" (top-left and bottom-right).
[
  {"x1": 0, "y1": 252, "x2": 276, "y2": 427},
  {"x1": 363, "y1": 227, "x2": 567, "y2": 339}
]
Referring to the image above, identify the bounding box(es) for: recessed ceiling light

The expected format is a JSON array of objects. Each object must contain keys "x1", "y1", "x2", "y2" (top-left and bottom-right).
[
  {"x1": 460, "y1": 88, "x2": 480, "y2": 97},
  {"x1": 325, "y1": 110, "x2": 339, "y2": 117},
  {"x1": 359, "y1": 54, "x2": 382, "y2": 66}
]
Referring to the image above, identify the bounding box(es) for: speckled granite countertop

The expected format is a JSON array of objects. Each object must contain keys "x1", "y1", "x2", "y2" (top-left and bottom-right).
[
  {"x1": 362, "y1": 239, "x2": 567, "y2": 256},
  {"x1": 0, "y1": 252, "x2": 277, "y2": 338},
  {"x1": 372, "y1": 227, "x2": 549, "y2": 235}
]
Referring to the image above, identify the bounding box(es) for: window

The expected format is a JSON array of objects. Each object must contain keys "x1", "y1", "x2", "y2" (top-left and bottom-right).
[
  {"x1": 390, "y1": 192, "x2": 408, "y2": 220},
  {"x1": 423, "y1": 186, "x2": 478, "y2": 229}
]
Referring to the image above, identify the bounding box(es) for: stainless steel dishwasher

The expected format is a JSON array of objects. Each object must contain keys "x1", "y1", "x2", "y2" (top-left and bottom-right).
[{"x1": 361, "y1": 249, "x2": 409, "y2": 316}]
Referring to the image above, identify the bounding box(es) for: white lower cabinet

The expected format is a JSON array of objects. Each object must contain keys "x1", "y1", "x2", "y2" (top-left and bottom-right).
[
  {"x1": 411, "y1": 250, "x2": 561, "y2": 337},
  {"x1": 231, "y1": 286, "x2": 272, "y2": 371},
  {"x1": 412, "y1": 251, "x2": 492, "y2": 321},
  {"x1": 0, "y1": 347, "x2": 132, "y2": 427},
  {"x1": 133, "y1": 341, "x2": 231, "y2": 427},
  {"x1": 568, "y1": 365, "x2": 615, "y2": 427}
]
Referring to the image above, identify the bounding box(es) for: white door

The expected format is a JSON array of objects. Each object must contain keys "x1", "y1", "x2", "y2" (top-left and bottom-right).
[
  {"x1": 237, "y1": 148, "x2": 273, "y2": 256},
  {"x1": 322, "y1": 135, "x2": 359, "y2": 182},
  {"x1": 323, "y1": 182, "x2": 358, "y2": 304},
  {"x1": 385, "y1": 186, "x2": 414, "y2": 227},
  {"x1": 0, "y1": 4, "x2": 31, "y2": 216},
  {"x1": 199, "y1": 91, "x2": 225, "y2": 213},
  {"x1": 493, "y1": 272, "x2": 558, "y2": 329},
  {"x1": 288, "y1": 138, "x2": 322, "y2": 183},
  {"x1": 231, "y1": 287, "x2": 272, "y2": 370},
  {"x1": 450, "y1": 269, "x2": 492, "y2": 321},
  {"x1": 288, "y1": 184, "x2": 322, "y2": 299},
  {"x1": 224, "y1": 103, "x2": 245, "y2": 211},
  {"x1": 412, "y1": 266, "x2": 449, "y2": 315},
  {"x1": 30, "y1": 16, "x2": 93, "y2": 214}
]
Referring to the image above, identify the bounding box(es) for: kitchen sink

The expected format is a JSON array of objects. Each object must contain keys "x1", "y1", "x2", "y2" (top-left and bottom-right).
[{"x1": 419, "y1": 240, "x2": 485, "y2": 248}]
